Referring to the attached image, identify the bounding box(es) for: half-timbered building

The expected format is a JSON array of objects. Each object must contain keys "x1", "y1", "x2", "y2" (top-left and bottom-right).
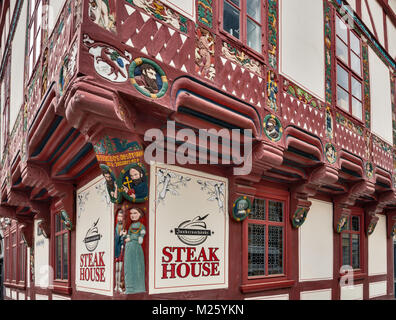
[{"x1": 0, "y1": 0, "x2": 395, "y2": 300}]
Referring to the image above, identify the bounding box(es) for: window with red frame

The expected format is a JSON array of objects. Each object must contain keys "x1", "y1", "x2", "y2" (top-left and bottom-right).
[
  {"x1": 19, "y1": 232, "x2": 26, "y2": 283},
  {"x1": 335, "y1": 15, "x2": 363, "y2": 121},
  {"x1": 11, "y1": 231, "x2": 16, "y2": 282},
  {"x1": 27, "y1": 0, "x2": 42, "y2": 79},
  {"x1": 341, "y1": 214, "x2": 362, "y2": 270},
  {"x1": 222, "y1": 0, "x2": 263, "y2": 53},
  {"x1": 5, "y1": 234, "x2": 9, "y2": 282},
  {"x1": 247, "y1": 198, "x2": 285, "y2": 277},
  {"x1": 54, "y1": 213, "x2": 69, "y2": 281}
]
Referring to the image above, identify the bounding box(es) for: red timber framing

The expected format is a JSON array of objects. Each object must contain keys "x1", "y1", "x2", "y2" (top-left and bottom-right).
[{"x1": 0, "y1": 0, "x2": 394, "y2": 300}]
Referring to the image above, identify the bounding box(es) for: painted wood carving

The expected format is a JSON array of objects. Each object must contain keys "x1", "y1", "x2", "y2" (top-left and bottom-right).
[
  {"x1": 94, "y1": 137, "x2": 147, "y2": 204},
  {"x1": 129, "y1": 58, "x2": 169, "y2": 98},
  {"x1": 264, "y1": 114, "x2": 283, "y2": 142},
  {"x1": 232, "y1": 196, "x2": 252, "y2": 222},
  {"x1": 195, "y1": 27, "x2": 215, "y2": 81},
  {"x1": 89, "y1": 0, "x2": 116, "y2": 33},
  {"x1": 83, "y1": 34, "x2": 132, "y2": 83}
]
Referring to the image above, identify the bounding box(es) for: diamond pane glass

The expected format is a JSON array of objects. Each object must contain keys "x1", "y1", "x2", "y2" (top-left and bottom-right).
[
  {"x1": 248, "y1": 224, "x2": 265, "y2": 277},
  {"x1": 63, "y1": 233, "x2": 68, "y2": 280},
  {"x1": 351, "y1": 216, "x2": 360, "y2": 232},
  {"x1": 56, "y1": 235, "x2": 62, "y2": 279},
  {"x1": 250, "y1": 199, "x2": 266, "y2": 220},
  {"x1": 342, "y1": 233, "x2": 350, "y2": 266},
  {"x1": 268, "y1": 201, "x2": 283, "y2": 222},
  {"x1": 268, "y1": 226, "x2": 283, "y2": 275},
  {"x1": 352, "y1": 234, "x2": 360, "y2": 269}
]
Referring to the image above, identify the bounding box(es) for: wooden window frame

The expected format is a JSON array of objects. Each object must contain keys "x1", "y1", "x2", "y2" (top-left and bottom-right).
[
  {"x1": 335, "y1": 14, "x2": 364, "y2": 123},
  {"x1": 27, "y1": 0, "x2": 42, "y2": 81},
  {"x1": 340, "y1": 208, "x2": 365, "y2": 275},
  {"x1": 241, "y1": 186, "x2": 293, "y2": 293},
  {"x1": 4, "y1": 231, "x2": 9, "y2": 282},
  {"x1": 17, "y1": 225, "x2": 26, "y2": 286},
  {"x1": 220, "y1": 0, "x2": 266, "y2": 58},
  {"x1": 51, "y1": 207, "x2": 71, "y2": 294}
]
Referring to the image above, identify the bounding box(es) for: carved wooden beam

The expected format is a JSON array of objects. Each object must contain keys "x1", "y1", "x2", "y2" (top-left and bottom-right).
[
  {"x1": 387, "y1": 211, "x2": 396, "y2": 238},
  {"x1": 365, "y1": 190, "x2": 396, "y2": 236},
  {"x1": 18, "y1": 216, "x2": 34, "y2": 248},
  {"x1": 334, "y1": 180, "x2": 376, "y2": 234},
  {"x1": 290, "y1": 164, "x2": 338, "y2": 228},
  {"x1": 0, "y1": 206, "x2": 16, "y2": 220},
  {"x1": 30, "y1": 200, "x2": 51, "y2": 238}
]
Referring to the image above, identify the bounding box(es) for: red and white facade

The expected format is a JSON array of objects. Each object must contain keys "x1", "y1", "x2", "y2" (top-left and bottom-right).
[{"x1": 0, "y1": 0, "x2": 395, "y2": 301}]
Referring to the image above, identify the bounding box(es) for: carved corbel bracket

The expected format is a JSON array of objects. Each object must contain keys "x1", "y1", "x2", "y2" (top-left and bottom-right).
[
  {"x1": 364, "y1": 190, "x2": 396, "y2": 236},
  {"x1": 0, "y1": 206, "x2": 17, "y2": 220},
  {"x1": 242, "y1": 141, "x2": 284, "y2": 183},
  {"x1": 387, "y1": 212, "x2": 396, "y2": 238},
  {"x1": 20, "y1": 162, "x2": 51, "y2": 191},
  {"x1": 112, "y1": 92, "x2": 137, "y2": 131},
  {"x1": 64, "y1": 80, "x2": 135, "y2": 145},
  {"x1": 334, "y1": 203, "x2": 351, "y2": 234},
  {"x1": 30, "y1": 200, "x2": 51, "y2": 238},
  {"x1": 48, "y1": 182, "x2": 75, "y2": 230},
  {"x1": 19, "y1": 217, "x2": 34, "y2": 248},
  {"x1": 289, "y1": 165, "x2": 338, "y2": 229},
  {"x1": 290, "y1": 194, "x2": 312, "y2": 229},
  {"x1": 8, "y1": 190, "x2": 31, "y2": 208}
]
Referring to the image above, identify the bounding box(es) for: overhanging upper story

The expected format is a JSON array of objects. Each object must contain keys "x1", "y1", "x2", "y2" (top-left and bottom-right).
[{"x1": 0, "y1": 0, "x2": 394, "y2": 224}]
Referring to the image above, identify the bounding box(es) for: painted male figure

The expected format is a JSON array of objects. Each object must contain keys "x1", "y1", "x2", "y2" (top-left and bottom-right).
[
  {"x1": 114, "y1": 209, "x2": 126, "y2": 293},
  {"x1": 134, "y1": 63, "x2": 160, "y2": 94},
  {"x1": 123, "y1": 166, "x2": 148, "y2": 201}
]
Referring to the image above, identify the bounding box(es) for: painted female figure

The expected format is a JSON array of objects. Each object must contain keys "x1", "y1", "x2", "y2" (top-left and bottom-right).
[
  {"x1": 124, "y1": 207, "x2": 146, "y2": 294},
  {"x1": 114, "y1": 209, "x2": 126, "y2": 293}
]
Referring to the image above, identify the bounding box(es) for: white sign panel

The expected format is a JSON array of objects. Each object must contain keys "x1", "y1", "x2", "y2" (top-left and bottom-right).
[
  {"x1": 75, "y1": 175, "x2": 114, "y2": 296},
  {"x1": 34, "y1": 220, "x2": 50, "y2": 288},
  {"x1": 161, "y1": 0, "x2": 196, "y2": 22},
  {"x1": 149, "y1": 163, "x2": 229, "y2": 294}
]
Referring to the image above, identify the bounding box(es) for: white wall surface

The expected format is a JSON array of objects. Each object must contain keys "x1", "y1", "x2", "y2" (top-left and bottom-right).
[
  {"x1": 369, "y1": 281, "x2": 387, "y2": 299},
  {"x1": 161, "y1": 0, "x2": 195, "y2": 21},
  {"x1": 9, "y1": 0, "x2": 27, "y2": 132},
  {"x1": 387, "y1": 17, "x2": 396, "y2": 60},
  {"x1": 346, "y1": 0, "x2": 356, "y2": 12},
  {"x1": 48, "y1": 0, "x2": 66, "y2": 36},
  {"x1": 340, "y1": 284, "x2": 363, "y2": 300},
  {"x1": 75, "y1": 175, "x2": 114, "y2": 297},
  {"x1": 299, "y1": 199, "x2": 333, "y2": 282},
  {"x1": 280, "y1": 0, "x2": 325, "y2": 100},
  {"x1": 34, "y1": 219, "x2": 50, "y2": 288},
  {"x1": 367, "y1": 0, "x2": 385, "y2": 46},
  {"x1": 368, "y1": 215, "x2": 387, "y2": 276},
  {"x1": 300, "y1": 289, "x2": 332, "y2": 300},
  {"x1": 245, "y1": 294, "x2": 289, "y2": 300},
  {"x1": 369, "y1": 47, "x2": 393, "y2": 144}
]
